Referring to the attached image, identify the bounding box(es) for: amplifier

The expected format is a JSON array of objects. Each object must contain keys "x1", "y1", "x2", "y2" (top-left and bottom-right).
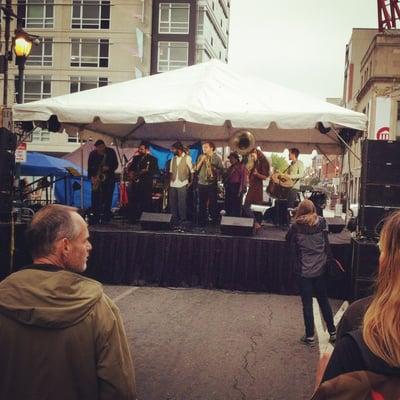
[
  {"x1": 359, "y1": 205, "x2": 400, "y2": 238},
  {"x1": 140, "y1": 212, "x2": 172, "y2": 231},
  {"x1": 220, "y1": 216, "x2": 254, "y2": 236}
]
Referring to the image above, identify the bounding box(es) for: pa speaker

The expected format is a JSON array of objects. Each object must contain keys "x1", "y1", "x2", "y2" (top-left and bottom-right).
[
  {"x1": 361, "y1": 184, "x2": 400, "y2": 208},
  {"x1": 220, "y1": 216, "x2": 254, "y2": 236},
  {"x1": 351, "y1": 238, "x2": 379, "y2": 301},
  {"x1": 359, "y1": 205, "x2": 400, "y2": 238},
  {"x1": 0, "y1": 128, "x2": 16, "y2": 151},
  {"x1": 140, "y1": 212, "x2": 172, "y2": 231}
]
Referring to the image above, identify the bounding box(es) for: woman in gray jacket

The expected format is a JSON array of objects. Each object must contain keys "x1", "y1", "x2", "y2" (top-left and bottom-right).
[{"x1": 286, "y1": 199, "x2": 336, "y2": 345}]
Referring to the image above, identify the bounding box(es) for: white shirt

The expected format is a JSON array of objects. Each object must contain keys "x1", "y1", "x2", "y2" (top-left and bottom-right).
[{"x1": 170, "y1": 154, "x2": 193, "y2": 188}]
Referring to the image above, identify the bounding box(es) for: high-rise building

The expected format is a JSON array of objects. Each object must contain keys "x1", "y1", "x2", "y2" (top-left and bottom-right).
[{"x1": 2, "y1": 0, "x2": 230, "y2": 105}]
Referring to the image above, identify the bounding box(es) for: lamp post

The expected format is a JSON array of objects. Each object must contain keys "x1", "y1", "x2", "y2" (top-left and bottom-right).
[{"x1": 13, "y1": 29, "x2": 34, "y2": 104}]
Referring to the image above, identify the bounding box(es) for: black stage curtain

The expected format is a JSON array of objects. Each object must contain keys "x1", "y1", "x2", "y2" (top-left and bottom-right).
[
  {"x1": 0, "y1": 222, "x2": 352, "y2": 299},
  {"x1": 86, "y1": 229, "x2": 352, "y2": 299}
]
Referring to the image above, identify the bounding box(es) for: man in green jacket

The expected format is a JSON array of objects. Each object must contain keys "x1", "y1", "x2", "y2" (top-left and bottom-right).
[{"x1": 0, "y1": 204, "x2": 136, "y2": 400}]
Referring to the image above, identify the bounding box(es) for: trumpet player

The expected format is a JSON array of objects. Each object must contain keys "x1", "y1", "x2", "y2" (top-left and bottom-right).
[
  {"x1": 88, "y1": 139, "x2": 118, "y2": 224},
  {"x1": 195, "y1": 141, "x2": 223, "y2": 226},
  {"x1": 127, "y1": 141, "x2": 159, "y2": 223}
]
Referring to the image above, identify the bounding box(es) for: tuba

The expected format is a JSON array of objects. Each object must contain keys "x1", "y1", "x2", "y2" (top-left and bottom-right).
[
  {"x1": 229, "y1": 130, "x2": 256, "y2": 156},
  {"x1": 229, "y1": 130, "x2": 256, "y2": 172}
]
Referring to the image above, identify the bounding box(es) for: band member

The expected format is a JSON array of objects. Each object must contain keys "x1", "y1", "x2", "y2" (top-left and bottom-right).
[
  {"x1": 224, "y1": 152, "x2": 248, "y2": 217},
  {"x1": 88, "y1": 139, "x2": 118, "y2": 224},
  {"x1": 127, "y1": 141, "x2": 158, "y2": 223},
  {"x1": 195, "y1": 141, "x2": 223, "y2": 226},
  {"x1": 243, "y1": 148, "x2": 270, "y2": 230},
  {"x1": 286, "y1": 148, "x2": 305, "y2": 209},
  {"x1": 169, "y1": 141, "x2": 193, "y2": 227}
]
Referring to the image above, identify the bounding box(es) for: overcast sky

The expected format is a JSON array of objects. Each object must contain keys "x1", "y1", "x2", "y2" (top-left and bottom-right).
[{"x1": 228, "y1": 0, "x2": 377, "y2": 100}]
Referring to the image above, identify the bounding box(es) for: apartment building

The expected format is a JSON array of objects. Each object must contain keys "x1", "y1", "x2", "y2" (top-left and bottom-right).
[{"x1": 3, "y1": 0, "x2": 230, "y2": 104}]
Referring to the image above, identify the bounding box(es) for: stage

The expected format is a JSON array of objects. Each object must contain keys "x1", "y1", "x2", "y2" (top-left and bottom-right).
[
  {"x1": 84, "y1": 221, "x2": 353, "y2": 299},
  {"x1": 0, "y1": 220, "x2": 352, "y2": 299}
]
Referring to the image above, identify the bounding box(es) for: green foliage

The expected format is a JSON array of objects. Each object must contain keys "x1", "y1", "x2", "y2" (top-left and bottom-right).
[{"x1": 271, "y1": 153, "x2": 289, "y2": 173}]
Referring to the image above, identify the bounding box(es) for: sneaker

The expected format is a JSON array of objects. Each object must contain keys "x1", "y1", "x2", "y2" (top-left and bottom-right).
[
  {"x1": 329, "y1": 331, "x2": 337, "y2": 343},
  {"x1": 300, "y1": 335, "x2": 316, "y2": 346}
]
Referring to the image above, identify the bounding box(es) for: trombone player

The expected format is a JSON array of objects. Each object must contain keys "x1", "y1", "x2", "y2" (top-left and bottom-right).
[
  {"x1": 195, "y1": 141, "x2": 223, "y2": 226},
  {"x1": 88, "y1": 139, "x2": 118, "y2": 224}
]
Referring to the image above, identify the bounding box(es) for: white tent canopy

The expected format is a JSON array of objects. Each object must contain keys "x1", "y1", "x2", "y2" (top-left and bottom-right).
[{"x1": 13, "y1": 60, "x2": 367, "y2": 154}]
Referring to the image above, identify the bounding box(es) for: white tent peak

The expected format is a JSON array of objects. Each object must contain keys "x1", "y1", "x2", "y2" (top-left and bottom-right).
[{"x1": 13, "y1": 59, "x2": 367, "y2": 154}]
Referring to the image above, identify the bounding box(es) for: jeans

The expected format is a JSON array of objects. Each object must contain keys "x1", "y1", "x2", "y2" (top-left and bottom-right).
[
  {"x1": 169, "y1": 185, "x2": 188, "y2": 224},
  {"x1": 298, "y1": 274, "x2": 335, "y2": 337}
]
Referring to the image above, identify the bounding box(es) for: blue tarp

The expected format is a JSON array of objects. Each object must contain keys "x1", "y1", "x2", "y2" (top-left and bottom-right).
[
  {"x1": 54, "y1": 176, "x2": 119, "y2": 209},
  {"x1": 150, "y1": 141, "x2": 203, "y2": 170},
  {"x1": 21, "y1": 152, "x2": 86, "y2": 177}
]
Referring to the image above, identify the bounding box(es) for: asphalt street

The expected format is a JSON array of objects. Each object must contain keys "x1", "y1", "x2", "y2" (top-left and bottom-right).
[{"x1": 104, "y1": 285, "x2": 343, "y2": 400}]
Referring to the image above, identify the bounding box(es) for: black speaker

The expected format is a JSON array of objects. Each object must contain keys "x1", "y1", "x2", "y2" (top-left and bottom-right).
[
  {"x1": 359, "y1": 205, "x2": 400, "y2": 238},
  {"x1": 326, "y1": 217, "x2": 345, "y2": 233},
  {"x1": 361, "y1": 184, "x2": 400, "y2": 207},
  {"x1": 0, "y1": 129, "x2": 16, "y2": 222},
  {"x1": 0, "y1": 128, "x2": 17, "y2": 151},
  {"x1": 361, "y1": 139, "x2": 400, "y2": 165},
  {"x1": 220, "y1": 216, "x2": 254, "y2": 236},
  {"x1": 351, "y1": 238, "x2": 379, "y2": 301},
  {"x1": 140, "y1": 212, "x2": 172, "y2": 231}
]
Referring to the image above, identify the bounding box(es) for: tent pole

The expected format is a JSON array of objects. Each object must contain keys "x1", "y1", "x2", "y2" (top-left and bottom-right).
[{"x1": 330, "y1": 127, "x2": 361, "y2": 162}]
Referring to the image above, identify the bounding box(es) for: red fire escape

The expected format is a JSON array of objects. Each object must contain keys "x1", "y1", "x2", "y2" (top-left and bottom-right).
[{"x1": 378, "y1": 0, "x2": 400, "y2": 31}]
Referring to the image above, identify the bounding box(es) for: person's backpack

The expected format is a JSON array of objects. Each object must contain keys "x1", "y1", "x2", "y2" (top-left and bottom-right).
[{"x1": 312, "y1": 330, "x2": 400, "y2": 400}]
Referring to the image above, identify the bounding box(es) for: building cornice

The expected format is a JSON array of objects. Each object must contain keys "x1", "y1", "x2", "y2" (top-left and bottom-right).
[{"x1": 356, "y1": 76, "x2": 400, "y2": 102}]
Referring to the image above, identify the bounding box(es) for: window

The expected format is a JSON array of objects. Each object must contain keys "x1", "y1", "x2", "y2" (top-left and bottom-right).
[
  {"x1": 15, "y1": 75, "x2": 52, "y2": 103},
  {"x1": 210, "y1": 37, "x2": 213, "y2": 46},
  {"x1": 158, "y1": 41, "x2": 188, "y2": 72},
  {"x1": 71, "y1": 38, "x2": 109, "y2": 67},
  {"x1": 32, "y1": 129, "x2": 50, "y2": 142},
  {"x1": 159, "y1": 3, "x2": 190, "y2": 34},
  {"x1": 26, "y1": 38, "x2": 53, "y2": 67},
  {"x1": 17, "y1": 0, "x2": 54, "y2": 29},
  {"x1": 212, "y1": 1, "x2": 214, "y2": 10},
  {"x1": 72, "y1": 0, "x2": 110, "y2": 29},
  {"x1": 70, "y1": 76, "x2": 108, "y2": 93}
]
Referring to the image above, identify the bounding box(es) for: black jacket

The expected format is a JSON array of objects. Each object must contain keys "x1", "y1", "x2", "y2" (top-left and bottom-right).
[
  {"x1": 88, "y1": 147, "x2": 118, "y2": 181},
  {"x1": 286, "y1": 217, "x2": 332, "y2": 278},
  {"x1": 128, "y1": 154, "x2": 158, "y2": 188}
]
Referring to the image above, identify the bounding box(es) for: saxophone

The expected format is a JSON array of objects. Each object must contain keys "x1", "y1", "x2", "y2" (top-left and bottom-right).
[{"x1": 93, "y1": 153, "x2": 107, "y2": 192}]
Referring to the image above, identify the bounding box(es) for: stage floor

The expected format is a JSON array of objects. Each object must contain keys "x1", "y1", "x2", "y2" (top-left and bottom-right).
[{"x1": 86, "y1": 221, "x2": 352, "y2": 299}]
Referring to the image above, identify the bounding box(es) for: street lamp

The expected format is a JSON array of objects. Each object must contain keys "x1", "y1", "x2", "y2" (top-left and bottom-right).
[{"x1": 13, "y1": 29, "x2": 36, "y2": 104}]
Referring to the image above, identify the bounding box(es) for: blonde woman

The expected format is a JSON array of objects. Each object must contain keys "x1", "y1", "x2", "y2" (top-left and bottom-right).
[
  {"x1": 319, "y1": 211, "x2": 400, "y2": 386},
  {"x1": 286, "y1": 199, "x2": 336, "y2": 345}
]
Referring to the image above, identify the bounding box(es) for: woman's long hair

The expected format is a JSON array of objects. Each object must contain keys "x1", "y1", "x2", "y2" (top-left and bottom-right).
[
  {"x1": 294, "y1": 199, "x2": 318, "y2": 226},
  {"x1": 363, "y1": 211, "x2": 400, "y2": 367}
]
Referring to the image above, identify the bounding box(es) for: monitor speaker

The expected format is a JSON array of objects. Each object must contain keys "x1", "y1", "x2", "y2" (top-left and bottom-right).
[
  {"x1": 140, "y1": 212, "x2": 172, "y2": 231},
  {"x1": 325, "y1": 217, "x2": 345, "y2": 234},
  {"x1": 220, "y1": 216, "x2": 254, "y2": 236}
]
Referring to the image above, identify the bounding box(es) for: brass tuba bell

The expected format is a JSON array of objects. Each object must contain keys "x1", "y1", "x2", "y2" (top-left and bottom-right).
[{"x1": 229, "y1": 130, "x2": 256, "y2": 155}]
